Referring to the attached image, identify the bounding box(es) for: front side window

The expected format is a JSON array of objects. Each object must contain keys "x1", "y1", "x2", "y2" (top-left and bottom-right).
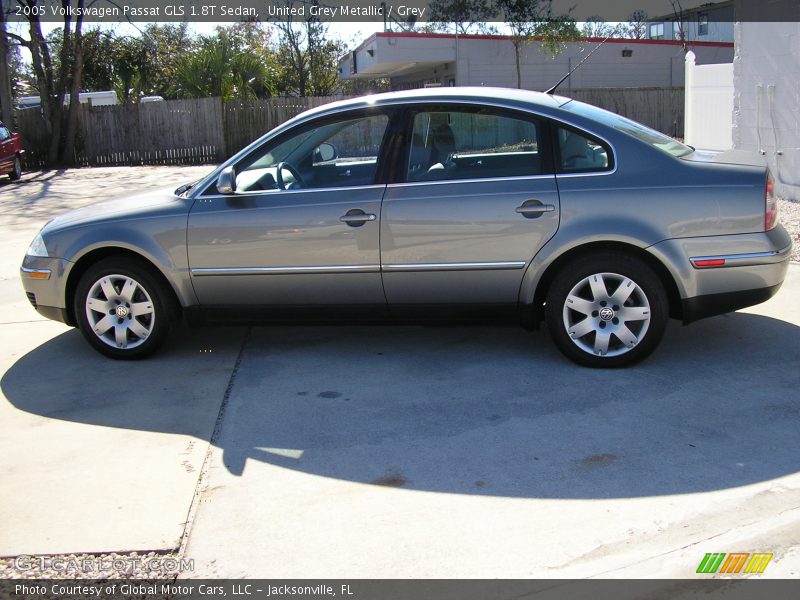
[
  {"x1": 0, "y1": 127, "x2": 10, "y2": 141},
  {"x1": 555, "y1": 126, "x2": 611, "y2": 173},
  {"x1": 406, "y1": 108, "x2": 547, "y2": 183},
  {"x1": 231, "y1": 113, "x2": 389, "y2": 193}
]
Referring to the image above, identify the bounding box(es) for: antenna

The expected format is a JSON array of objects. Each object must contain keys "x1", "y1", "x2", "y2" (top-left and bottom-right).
[{"x1": 545, "y1": 36, "x2": 610, "y2": 95}]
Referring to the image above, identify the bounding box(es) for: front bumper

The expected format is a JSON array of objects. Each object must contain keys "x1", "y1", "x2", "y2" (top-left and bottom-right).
[{"x1": 20, "y1": 256, "x2": 73, "y2": 325}]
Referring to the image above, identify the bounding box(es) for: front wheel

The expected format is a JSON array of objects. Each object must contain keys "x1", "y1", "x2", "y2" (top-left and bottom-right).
[
  {"x1": 74, "y1": 257, "x2": 172, "y2": 359},
  {"x1": 545, "y1": 253, "x2": 669, "y2": 368},
  {"x1": 9, "y1": 156, "x2": 22, "y2": 181}
]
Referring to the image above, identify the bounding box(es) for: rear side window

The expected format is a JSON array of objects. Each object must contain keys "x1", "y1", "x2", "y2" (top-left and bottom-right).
[
  {"x1": 0, "y1": 127, "x2": 10, "y2": 141},
  {"x1": 555, "y1": 126, "x2": 612, "y2": 174},
  {"x1": 406, "y1": 108, "x2": 549, "y2": 183}
]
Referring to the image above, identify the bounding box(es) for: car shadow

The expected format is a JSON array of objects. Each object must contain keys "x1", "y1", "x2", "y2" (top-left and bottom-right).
[{"x1": 3, "y1": 312, "x2": 799, "y2": 499}]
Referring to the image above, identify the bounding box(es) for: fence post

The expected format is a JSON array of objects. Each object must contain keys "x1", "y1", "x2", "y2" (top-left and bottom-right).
[{"x1": 684, "y1": 51, "x2": 696, "y2": 145}]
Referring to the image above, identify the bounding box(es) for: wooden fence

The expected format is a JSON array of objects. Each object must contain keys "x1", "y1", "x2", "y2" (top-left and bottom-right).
[
  {"x1": 13, "y1": 88, "x2": 684, "y2": 168},
  {"x1": 568, "y1": 87, "x2": 685, "y2": 137},
  {"x1": 15, "y1": 96, "x2": 347, "y2": 169}
]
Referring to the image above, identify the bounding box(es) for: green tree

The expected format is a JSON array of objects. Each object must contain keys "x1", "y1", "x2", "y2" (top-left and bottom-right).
[
  {"x1": 495, "y1": 0, "x2": 579, "y2": 88},
  {"x1": 427, "y1": 0, "x2": 500, "y2": 34},
  {"x1": 582, "y1": 16, "x2": 626, "y2": 39},
  {"x1": 8, "y1": 0, "x2": 87, "y2": 165},
  {"x1": 274, "y1": 15, "x2": 345, "y2": 97},
  {"x1": 623, "y1": 10, "x2": 649, "y2": 39},
  {"x1": 176, "y1": 33, "x2": 274, "y2": 100}
]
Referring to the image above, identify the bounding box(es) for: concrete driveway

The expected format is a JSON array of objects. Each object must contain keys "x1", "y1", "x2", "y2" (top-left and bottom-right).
[{"x1": 1, "y1": 167, "x2": 798, "y2": 578}]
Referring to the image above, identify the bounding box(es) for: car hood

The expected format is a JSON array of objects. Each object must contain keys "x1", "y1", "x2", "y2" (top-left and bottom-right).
[
  {"x1": 43, "y1": 187, "x2": 192, "y2": 233},
  {"x1": 681, "y1": 148, "x2": 768, "y2": 168}
]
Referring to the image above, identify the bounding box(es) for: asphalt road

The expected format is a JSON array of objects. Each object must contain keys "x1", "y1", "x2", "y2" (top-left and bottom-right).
[{"x1": 1, "y1": 167, "x2": 798, "y2": 578}]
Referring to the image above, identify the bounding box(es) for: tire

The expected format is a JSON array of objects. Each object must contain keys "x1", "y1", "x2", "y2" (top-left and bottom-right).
[
  {"x1": 74, "y1": 257, "x2": 173, "y2": 359},
  {"x1": 9, "y1": 156, "x2": 22, "y2": 181},
  {"x1": 545, "y1": 253, "x2": 669, "y2": 368}
]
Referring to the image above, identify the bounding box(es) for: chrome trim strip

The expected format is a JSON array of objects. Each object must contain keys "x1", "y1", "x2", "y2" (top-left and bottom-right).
[
  {"x1": 690, "y1": 245, "x2": 791, "y2": 268},
  {"x1": 555, "y1": 166, "x2": 617, "y2": 179},
  {"x1": 191, "y1": 265, "x2": 380, "y2": 276},
  {"x1": 20, "y1": 266, "x2": 52, "y2": 280},
  {"x1": 383, "y1": 261, "x2": 526, "y2": 272},
  {"x1": 386, "y1": 174, "x2": 556, "y2": 189},
  {"x1": 199, "y1": 184, "x2": 386, "y2": 200}
]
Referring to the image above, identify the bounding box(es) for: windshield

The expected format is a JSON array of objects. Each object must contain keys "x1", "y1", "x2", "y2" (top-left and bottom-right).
[{"x1": 562, "y1": 100, "x2": 693, "y2": 158}]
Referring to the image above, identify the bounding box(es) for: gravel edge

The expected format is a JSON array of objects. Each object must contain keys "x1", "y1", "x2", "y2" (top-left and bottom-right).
[
  {"x1": 778, "y1": 198, "x2": 800, "y2": 262},
  {"x1": 0, "y1": 551, "x2": 183, "y2": 580}
]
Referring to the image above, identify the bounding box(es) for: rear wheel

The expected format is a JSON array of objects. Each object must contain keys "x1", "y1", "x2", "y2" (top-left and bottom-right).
[
  {"x1": 9, "y1": 156, "x2": 22, "y2": 181},
  {"x1": 545, "y1": 253, "x2": 669, "y2": 368},
  {"x1": 75, "y1": 257, "x2": 173, "y2": 359}
]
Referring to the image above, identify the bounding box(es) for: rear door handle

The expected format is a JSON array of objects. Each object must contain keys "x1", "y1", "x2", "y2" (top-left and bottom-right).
[
  {"x1": 339, "y1": 209, "x2": 376, "y2": 227},
  {"x1": 516, "y1": 200, "x2": 556, "y2": 218}
]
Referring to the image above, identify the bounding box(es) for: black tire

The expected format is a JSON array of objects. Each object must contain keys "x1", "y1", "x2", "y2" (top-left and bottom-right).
[
  {"x1": 74, "y1": 256, "x2": 174, "y2": 359},
  {"x1": 545, "y1": 253, "x2": 669, "y2": 368},
  {"x1": 9, "y1": 156, "x2": 22, "y2": 181}
]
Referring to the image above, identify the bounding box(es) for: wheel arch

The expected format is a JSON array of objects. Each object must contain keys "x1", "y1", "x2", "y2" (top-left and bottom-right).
[
  {"x1": 65, "y1": 247, "x2": 183, "y2": 326},
  {"x1": 525, "y1": 241, "x2": 684, "y2": 326}
]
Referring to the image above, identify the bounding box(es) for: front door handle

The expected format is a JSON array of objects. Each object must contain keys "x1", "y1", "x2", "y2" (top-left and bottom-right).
[
  {"x1": 516, "y1": 199, "x2": 556, "y2": 219},
  {"x1": 339, "y1": 209, "x2": 376, "y2": 227}
]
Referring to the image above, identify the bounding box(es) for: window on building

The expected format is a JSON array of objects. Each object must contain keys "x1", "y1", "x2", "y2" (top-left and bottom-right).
[
  {"x1": 673, "y1": 20, "x2": 683, "y2": 41},
  {"x1": 649, "y1": 23, "x2": 665, "y2": 40},
  {"x1": 698, "y1": 13, "x2": 709, "y2": 36}
]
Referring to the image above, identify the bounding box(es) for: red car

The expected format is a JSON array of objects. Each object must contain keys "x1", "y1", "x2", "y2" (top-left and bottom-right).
[{"x1": 0, "y1": 122, "x2": 23, "y2": 180}]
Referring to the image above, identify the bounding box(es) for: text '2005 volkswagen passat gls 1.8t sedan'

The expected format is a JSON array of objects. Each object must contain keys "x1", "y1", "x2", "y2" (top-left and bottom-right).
[{"x1": 20, "y1": 88, "x2": 792, "y2": 367}]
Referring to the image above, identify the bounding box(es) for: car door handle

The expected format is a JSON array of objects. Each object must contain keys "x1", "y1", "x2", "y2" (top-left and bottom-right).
[
  {"x1": 339, "y1": 209, "x2": 376, "y2": 227},
  {"x1": 516, "y1": 200, "x2": 555, "y2": 218}
]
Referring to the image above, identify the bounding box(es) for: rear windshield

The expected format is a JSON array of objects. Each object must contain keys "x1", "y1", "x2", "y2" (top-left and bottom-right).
[{"x1": 561, "y1": 100, "x2": 693, "y2": 158}]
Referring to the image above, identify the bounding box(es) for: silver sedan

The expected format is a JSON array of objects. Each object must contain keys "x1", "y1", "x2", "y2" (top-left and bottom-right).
[{"x1": 20, "y1": 88, "x2": 792, "y2": 367}]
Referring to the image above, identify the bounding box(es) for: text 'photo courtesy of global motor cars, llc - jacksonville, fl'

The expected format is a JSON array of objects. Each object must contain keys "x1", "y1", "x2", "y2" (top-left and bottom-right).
[{"x1": 21, "y1": 87, "x2": 791, "y2": 367}]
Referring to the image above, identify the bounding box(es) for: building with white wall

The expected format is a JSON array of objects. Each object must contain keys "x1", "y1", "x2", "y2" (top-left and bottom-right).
[
  {"x1": 339, "y1": 32, "x2": 733, "y2": 92},
  {"x1": 731, "y1": 17, "x2": 799, "y2": 200}
]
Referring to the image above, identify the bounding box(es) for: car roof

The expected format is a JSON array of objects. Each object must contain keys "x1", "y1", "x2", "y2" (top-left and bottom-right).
[{"x1": 297, "y1": 87, "x2": 573, "y2": 121}]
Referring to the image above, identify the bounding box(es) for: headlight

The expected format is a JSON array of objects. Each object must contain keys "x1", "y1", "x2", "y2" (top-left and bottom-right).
[{"x1": 27, "y1": 232, "x2": 49, "y2": 257}]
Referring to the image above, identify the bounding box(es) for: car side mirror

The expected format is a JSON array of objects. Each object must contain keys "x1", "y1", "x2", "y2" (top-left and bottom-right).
[
  {"x1": 313, "y1": 142, "x2": 338, "y2": 163},
  {"x1": 216, "y1": 166, "x2": 236, "y2": 194}
]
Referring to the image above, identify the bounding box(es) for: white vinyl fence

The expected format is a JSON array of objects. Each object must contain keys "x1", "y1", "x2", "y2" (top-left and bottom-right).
[{"x1": 684, "y1": 51, "x2": 734, "y2": 150}]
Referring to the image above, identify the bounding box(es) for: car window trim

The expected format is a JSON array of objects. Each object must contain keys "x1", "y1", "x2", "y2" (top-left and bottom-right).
[
  {"x1": 391, "y1": 103, "x2": 555, "y2": 185},
  {"x1": 199, "y1": 183, "x2": 387, "y2": 200},
  {"x1": 192, "y1": 98, "x2": 620, "y2": 198},
  {"x1": 551, "y1": 121, "x2": 616, "y2": 175},
  {"x1": 201, "y1": 106, "x2": 398, "y2": 197}
]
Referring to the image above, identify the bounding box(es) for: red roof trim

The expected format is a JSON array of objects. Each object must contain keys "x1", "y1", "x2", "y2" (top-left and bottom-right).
[{"x1": 374, "y1": 31, "x2": 733, "y2": 48}]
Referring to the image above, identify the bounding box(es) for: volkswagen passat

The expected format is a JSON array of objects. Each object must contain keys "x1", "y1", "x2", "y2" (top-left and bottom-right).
[{"x1": 20, "y1": 88, "x2": 791, "y2": 367}]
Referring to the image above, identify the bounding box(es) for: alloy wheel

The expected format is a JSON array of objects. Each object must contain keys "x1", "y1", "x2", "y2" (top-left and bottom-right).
[
  {"x1": 84, "y1": 274, "x2": 155, "y2": 349},
  {"x1": 561, "y1": 272, "x2": 651, "y2": 357}
]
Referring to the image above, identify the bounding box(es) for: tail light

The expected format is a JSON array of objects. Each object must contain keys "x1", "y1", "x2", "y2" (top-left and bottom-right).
[{"x1": 765, "y1": 171, "x2": 778, "y2": 231}]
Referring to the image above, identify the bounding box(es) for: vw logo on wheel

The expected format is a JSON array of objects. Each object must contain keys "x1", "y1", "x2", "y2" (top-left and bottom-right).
[
  {"x1": 116, "y1": 305, "x2": 129, "y2": 318},
  {"x1": 599, "y1": 307, "x2": 615, "y2": 321}
]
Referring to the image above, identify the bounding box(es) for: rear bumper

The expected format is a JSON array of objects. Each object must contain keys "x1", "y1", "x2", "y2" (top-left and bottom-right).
[
  {"x1": 681, "y1": 283, "x2": 783, "y2": 323},
  {"x1": 648, "y1": 226, "x2": 791, "y2": 323}
]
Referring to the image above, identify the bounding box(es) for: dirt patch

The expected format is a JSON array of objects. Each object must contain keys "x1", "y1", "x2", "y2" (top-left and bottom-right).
[{"x1": 372, "y1": 471, "x2": 408, "y2": 487}]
